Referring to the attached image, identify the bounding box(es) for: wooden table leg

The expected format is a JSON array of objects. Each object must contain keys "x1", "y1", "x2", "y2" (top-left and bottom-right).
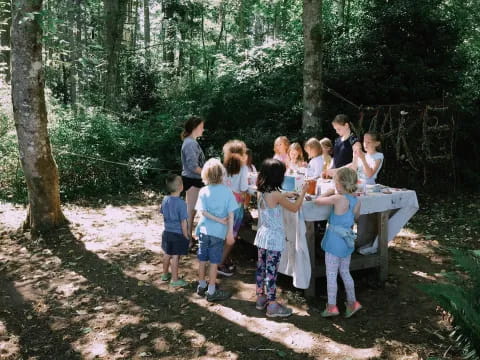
[
  {"x1": 305, "y1": 221, "x2": 316, "y2": 297},
  {"x1": 377, "y1": 211, "x2": 389, "y2": 282}
]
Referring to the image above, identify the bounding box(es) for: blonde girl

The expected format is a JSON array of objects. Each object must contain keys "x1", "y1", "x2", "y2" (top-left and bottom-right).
[
  {"x1": 273, "y1": 136, "x2": 290, "y2": 164},
  {"x1": 320, "y1": 137, "x2": 333, "y2": 174},
  {"x1": 287, "y1": 142, "x2": 307, "y2": 171},
  {"x1": 220, "y1": 140, "x2": 249, "y2": 276},
  {"x1": 314, "y1": 167, "x2": 362, "y2": 318},
  {"x1": 304, "y1": 137, "x2": 324, "y2": 179}
]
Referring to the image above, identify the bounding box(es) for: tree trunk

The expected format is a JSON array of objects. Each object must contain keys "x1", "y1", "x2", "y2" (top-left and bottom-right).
[
  {"x1": 104, "y1": 0, "x2": 128, "y2": 110},
  {"x1": 0, "y1": 0, "x2": 11, "y2": 82},
  {"x1": 11, "y1": 0, "x2": 67, "y2": 234},
  {"x1": 143, "y1": 0, "x2": 150, "y2": 63},
  {"x1": 302, "y1": 0, "x2": 323, "y2": 135}
]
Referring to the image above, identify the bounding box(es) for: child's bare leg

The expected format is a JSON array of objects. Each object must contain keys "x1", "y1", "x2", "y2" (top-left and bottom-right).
[
  {"x1": 186, "y1": 186, "x2": 200, "y2": 239},
  {"x1": 220, "y1": 242, "x2": 234, "y2": 265},
  {"x1": 163, "y1": 255, "x2": 171, "y2": 274},
  {"x1": 171, "y1": 255, "x2": 180, "y2": 281}
]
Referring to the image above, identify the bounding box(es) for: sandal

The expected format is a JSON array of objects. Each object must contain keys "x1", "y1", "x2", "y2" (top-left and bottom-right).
[
  {"x1": 345, "y1": 301, "x2": 363, "y2": 318},
  {"x1": 321, "y1": 305, "x2": 340, "y2": 317},
  {"x1": 161, "y1": 272, "x2": 171, "y2": 281},
  {"x1": 170, "y1": 279, "x2": 188, "y2": 287}
]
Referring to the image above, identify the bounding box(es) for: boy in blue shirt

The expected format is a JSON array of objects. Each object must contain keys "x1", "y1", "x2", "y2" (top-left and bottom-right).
[
  {"x1": 195, "y1": 158, "x2": 238, "y2": 301},
  {"x1": 160, "y1": 174, "x2": 190, "y2": 287}
]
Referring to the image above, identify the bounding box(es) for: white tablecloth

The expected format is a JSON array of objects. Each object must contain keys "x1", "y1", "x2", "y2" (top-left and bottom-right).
[{"x1": 278, "y1": 187, "x2": 419, "y2": 289}]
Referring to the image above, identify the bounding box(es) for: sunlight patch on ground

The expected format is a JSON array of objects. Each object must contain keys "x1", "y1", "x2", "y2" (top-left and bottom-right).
[{"x1": 188, "y1": 296, "x2": 381, "y2": 359}]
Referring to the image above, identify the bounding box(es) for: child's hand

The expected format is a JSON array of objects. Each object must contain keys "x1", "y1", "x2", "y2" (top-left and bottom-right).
[
  {"x1": 301, "y1": 182, "x2": 309, "y2": 194},
  {"x1": 220, "y1": 217, "x2": 228, "y2": 225}
]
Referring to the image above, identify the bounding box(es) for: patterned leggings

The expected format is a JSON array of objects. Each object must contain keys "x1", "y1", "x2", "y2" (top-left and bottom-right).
[
  {"x1": 325, "y1": 252, "x2": 356, "y2": 305},
  {"x1": 256, "y1": 248, "x2": 281, "y2": 302}
]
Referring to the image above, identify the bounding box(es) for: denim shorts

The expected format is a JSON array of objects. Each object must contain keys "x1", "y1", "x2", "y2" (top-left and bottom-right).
[
  {"x1": 162, "y1": 231, "x2": 189, "y2": 256},
  {"x1": 197, "y1": 234, "x2": 224, "y2": 264}
]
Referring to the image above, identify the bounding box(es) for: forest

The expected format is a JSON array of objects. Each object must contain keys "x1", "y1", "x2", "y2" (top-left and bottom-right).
[
  {"x1": 0, "y1": 0, "x2": 479, "y2": 359},
  {"x1": 1, "y1": 0, "x2": 479, "y2": 203}
]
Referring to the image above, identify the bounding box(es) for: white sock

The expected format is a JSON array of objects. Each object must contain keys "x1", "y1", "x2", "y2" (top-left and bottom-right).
[{"x1": 208, "y1": 284, "x2": 216, "y2": 295}]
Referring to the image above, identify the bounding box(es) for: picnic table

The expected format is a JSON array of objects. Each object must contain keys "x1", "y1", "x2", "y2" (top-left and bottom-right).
[{"x1": 242, "y1": 181, "x2": 419, "y2": 296}]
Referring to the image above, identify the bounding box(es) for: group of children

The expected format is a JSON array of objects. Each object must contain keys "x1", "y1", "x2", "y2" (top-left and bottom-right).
[{"x1": 161, "y1": 115, "x2": 385, "y2": 318}]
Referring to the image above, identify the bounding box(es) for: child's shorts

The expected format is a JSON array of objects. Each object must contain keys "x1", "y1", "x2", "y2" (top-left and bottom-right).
[
  {"x1": 197, "y1": 233, "x2": 224, "y2": 264},
  {"x1": 162, "y1": 231, "x2": 189, "y2": 256}
]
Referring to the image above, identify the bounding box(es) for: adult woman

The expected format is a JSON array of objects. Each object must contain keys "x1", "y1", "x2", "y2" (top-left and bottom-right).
[{"x1": 181, "y1": 116, "x2": 205, "y2": 241}]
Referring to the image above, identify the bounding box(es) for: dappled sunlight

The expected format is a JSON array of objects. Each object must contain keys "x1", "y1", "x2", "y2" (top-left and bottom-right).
[
  {"x1": 187, "y1": 294, "x2": 381, "y2": 359},
  {"x1": 0, "y1": 201, "x2": 465, "y2": 358}
]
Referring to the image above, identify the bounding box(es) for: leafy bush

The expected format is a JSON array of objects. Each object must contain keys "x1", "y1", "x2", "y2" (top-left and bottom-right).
[
  {"x1": 0, "y1": 111, "x2": 28, "y2": 202},
  {"x1": 419, "y1": 249, "x2": 480, "y2": 360}
]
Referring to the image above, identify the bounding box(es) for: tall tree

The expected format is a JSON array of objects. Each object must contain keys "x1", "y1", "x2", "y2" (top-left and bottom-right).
[
  {"x1": 0, "y1": 0, "x2": 11, "y2": 82},
  {"x1": 144, "y1": 0, "x2": 150, "y2": 62},
  {"x1": 104, "y1": 0, "x2": 128, "y2": 109},
  {"x1": 11, "y1": 0, "x2": 66, "y2": 234},
  {"x1": 302, "y1": 0, "x2": 323, "y2": 134}
]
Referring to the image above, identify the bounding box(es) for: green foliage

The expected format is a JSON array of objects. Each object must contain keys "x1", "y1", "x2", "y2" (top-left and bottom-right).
[
  {"x1": 419, "y1": 249, "x2": 480, "y2": 359},
  {"x1": 0, "y1": 112, "x2": 27, "y2": 202}
]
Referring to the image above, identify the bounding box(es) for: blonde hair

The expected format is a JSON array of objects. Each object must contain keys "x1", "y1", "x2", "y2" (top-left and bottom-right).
[
  {"x1": 165, "y1": 174, "x2": 182, "y2": 193},
  {"x1": 201, "y1": 158, "x2": 225, "y2": 185},
  {"x1": 334, "y1": 167, "x2": 358, "y2": 194},
  {"x1": 304, "y1": 137, "x2": 322, "y2": 157},
  {"x1": 288, "y1": 142, "x2": 305, "y2": 164},
  {"x1": 223, "y1": 139, "x2": 247, "y2": 157},
  {"x1": 274, "y1": 136, "x2": 290, "y2": 153},
  {"x1": 320, "y1": 137, "x2": 333, "y2": 170}
]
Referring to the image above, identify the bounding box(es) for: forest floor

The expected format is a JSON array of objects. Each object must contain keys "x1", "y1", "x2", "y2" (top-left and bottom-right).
[{"x1": 0, "y1": 192, "x2": 478, "y2": 360}]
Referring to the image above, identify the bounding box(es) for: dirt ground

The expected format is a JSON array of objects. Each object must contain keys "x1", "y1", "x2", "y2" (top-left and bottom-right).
[{"x1": 0, "y1": 196, "x2": 462, "y2": 360}]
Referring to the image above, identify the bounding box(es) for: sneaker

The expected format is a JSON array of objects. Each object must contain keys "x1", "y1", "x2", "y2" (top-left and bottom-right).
[
  {"x1": 197, "y1": 285, "x2": 207, "y2": 297},
  {"x1": 170, "y1": 279, "x2": 188, "y2": 287},
  {"x1": 266, "y1": 302, "x2": 293, "y2": 318},
  {"x1": 206, "y1": 289, "x2": 231, "y2": 302},
  {"x1": 161, "y1": 272, "x2": 171, "y2": 281},
  {"x1": 255, "y1": 295, "x2": 268, "y2": 310},
  {"x1": 344, "y1": 301, "x2": 362, "y2": 318},
  {"x1": 217, "y1": 265, "x2": 234, "y2": 277},
  {"x1": 321, "y1": 305, "x2": 340, "y2": 318}
]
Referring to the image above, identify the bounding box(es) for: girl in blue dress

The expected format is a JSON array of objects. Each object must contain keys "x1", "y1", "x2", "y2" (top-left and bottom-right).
[{"x1": 314, "y1": 167, "x2": 363, "y2": 318}]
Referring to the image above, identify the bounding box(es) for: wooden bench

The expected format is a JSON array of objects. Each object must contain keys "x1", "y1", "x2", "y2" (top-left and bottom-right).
[{"x1": 238, "y1": 210, "x2": 389, "y2": 297}]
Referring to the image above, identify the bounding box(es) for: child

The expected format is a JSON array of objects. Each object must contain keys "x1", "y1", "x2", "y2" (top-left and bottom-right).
[
  {"x1": 287, "y1": 142, "x2": 307, "y2": 172},
  {"x1": 320, "y1": 137, "x2": 333, "y2": 174},
  {"x1": 195, "y1": 158, "x2": 238, "y2": 302},
  {"x1": 219, "y1": 140, "x2": 249, "y2": 276},
  {"x1": 273, "y1": 136, "x2": 290, "y2": 165},
  {"x1": 254, "y1": 159, "x2": 308, "y2": 317},
  {"x1": 351, "y1": 132, "x2": 384, "y2": 185},
  {"x1": 313, "y1": 167, "x2": 363, "y2": 318},
  {"x1": 304, "y1": 137, "x2": 324, "y2": 179},
  {"x1": 160, "y1": 174, "x2": 190, "y2": 287},
  {"x1": 330, "y1": 114, "x2": 360, "y2": 169}
]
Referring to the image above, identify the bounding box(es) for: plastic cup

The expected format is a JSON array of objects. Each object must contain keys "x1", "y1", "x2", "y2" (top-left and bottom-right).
[{"x1": 306, "y1": 179, "x2": 317, "y2": 195}]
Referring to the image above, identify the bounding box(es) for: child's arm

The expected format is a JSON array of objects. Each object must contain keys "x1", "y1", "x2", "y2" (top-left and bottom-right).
[
  {"x1": 201, "y1": 210, "x2": 228, "y2": 225},
  {"x1": 226, "y1": 211, "x2": 235, "y2": 245},
  {"x1": 277, "y1": 183, "x2": 308, "y2": 213},
  {"x1": 358, "y1": 154, "x2": 382, "y2": 178},
  {"x1": 181, "y1": 219, "x2": 189, "y2": 239},
  {"x1": 353, "y1": 201, "x2": 361, "y2": 221},
  {"x1": 313, "y1": 191, "x2": 340, "y2": 206}
]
